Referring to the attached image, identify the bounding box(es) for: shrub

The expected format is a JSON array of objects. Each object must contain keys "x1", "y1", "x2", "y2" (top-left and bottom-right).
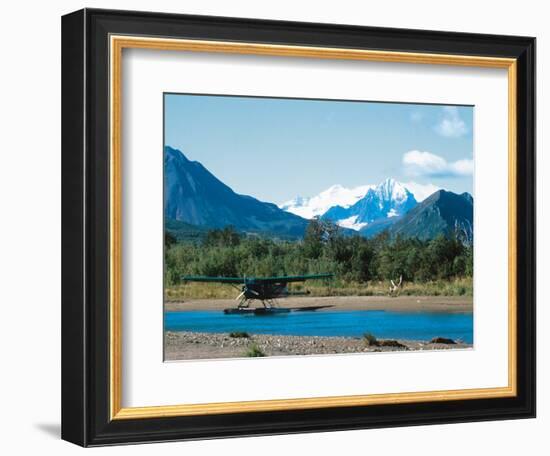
[
  {"x1": 363, "y1": 333, "x2": 378, "y2": 347},
  {"x1": 245, "y1": 344, "x2": 266, "y2": 357}
]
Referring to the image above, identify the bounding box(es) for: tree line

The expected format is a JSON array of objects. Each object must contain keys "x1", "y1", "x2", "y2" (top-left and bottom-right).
[{"x1": 164, "y1": 219, "x2": 473, "y2": 287}]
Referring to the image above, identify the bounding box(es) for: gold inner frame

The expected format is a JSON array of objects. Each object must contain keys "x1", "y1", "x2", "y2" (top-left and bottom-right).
[{"x1": 109, "y1": 35, "x2": 518, "y2": 420}]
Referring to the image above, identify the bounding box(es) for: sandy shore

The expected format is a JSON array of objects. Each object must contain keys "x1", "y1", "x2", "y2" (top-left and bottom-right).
[
  {"x1": 165, "y1": 331, "x2": 471, "y2": 360},
  {"x1": 165, "y1": 295, "x2": 472, "y2": 313}
]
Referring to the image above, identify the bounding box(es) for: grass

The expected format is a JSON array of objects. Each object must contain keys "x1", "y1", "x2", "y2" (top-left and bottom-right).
[
  {"x1": 245, "y1": 344, "x2": 266, "y2": 357},
  {"x1": 164, "y1": 277, "x2": 473, "y2": 301},
  {"x1": 363, "y1": 333, "x2": 378, "y2": 346},
  {"x1": 303, "y1": 277, "x2": 473, "y2": 297},
  {"x1": 165, "y1": 282, "x2": 238, "y2": 300}
]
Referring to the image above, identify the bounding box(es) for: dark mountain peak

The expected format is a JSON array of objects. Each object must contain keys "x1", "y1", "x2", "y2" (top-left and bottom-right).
[
  {"x1": 165, "y1": 145, "x2": 180, "y2": 154},
  {"x1": 165, "y1": 145, "x2": 188, "y2": 161},
  {"x1": 421, "y1": 189, "x2": 472, "y2": 207},
  {"x1": 423, "y1": 188, "x2": 448, "y2": 202},
  {"x1": 165, "y1": 146, "x2": 207, "y2": 171},
  {"x1": 164, "y1": 145, "x2": 308, "y2": 238},
  {"x1": 377, "y1": 189, "x2": 473, "y2": 243},
  {"x1": 461, "y1": 192, "x2": 474, "y2": 204}
]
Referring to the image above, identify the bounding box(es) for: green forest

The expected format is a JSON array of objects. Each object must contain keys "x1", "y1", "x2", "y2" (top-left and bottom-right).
[{"x1": 164, "y1": 218, "x2": 473, "y2": 299}]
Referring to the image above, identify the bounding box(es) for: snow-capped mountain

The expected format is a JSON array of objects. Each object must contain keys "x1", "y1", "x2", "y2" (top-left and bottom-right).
[
  {"x1": 279, "y1": 184, "x2": 373, "y2": 219},
  {"x1": 279, "y1": 178, "x2": 418, "y2": 231},
  {"x1": 322, "y1": 179, "x2": 417, "y2": 230}
]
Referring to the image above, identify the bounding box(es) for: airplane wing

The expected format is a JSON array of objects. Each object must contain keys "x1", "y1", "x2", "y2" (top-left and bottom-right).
[
  {"x1": 256, "y1": 273, "x2": 334, "y2": 284},
  {"x1": 181, "y1": 273, "x2": 334, "y2": 284},
  {"x1": 181, "y1": 275, "x2": 245, "y2": 284}
]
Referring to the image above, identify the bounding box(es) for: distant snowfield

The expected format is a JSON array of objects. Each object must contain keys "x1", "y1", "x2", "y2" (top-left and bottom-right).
[
  {"x1": 336, "y1": 215, "x2": 368, "y2": 231},
  {"x1": 279, "y1": 184, "x2": 373, "y2": 219},
  {"x1": 279, "y1": 180, "x2": 443, "y2": 231},
  {"x1": 387, "y1": 208, "x2": 398, "y2": 218}
]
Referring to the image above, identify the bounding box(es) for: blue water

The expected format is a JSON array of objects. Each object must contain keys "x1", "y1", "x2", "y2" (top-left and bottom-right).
[{"x1": 164, "y1": 310, "x2": 473, "y2": 344}]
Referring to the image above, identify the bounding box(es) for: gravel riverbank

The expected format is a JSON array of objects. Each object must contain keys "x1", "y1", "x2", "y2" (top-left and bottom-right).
[{"x1": 164, "y1": 331, "x2": 472, "y2": 360}]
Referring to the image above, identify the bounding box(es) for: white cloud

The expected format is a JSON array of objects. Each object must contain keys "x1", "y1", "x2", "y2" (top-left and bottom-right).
[
  {"x1": 402, "y1": 150, "x2": 473, "y2": 178},
  {"x1": 401, "y1": 181, "x2": 442, "y2": 201},
  {"x1": 435, "y1": 106, "x2": 468, "y2": 138}
]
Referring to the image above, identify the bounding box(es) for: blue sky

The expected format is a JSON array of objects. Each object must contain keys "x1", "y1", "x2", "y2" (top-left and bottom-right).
[{"x1": 164, "y1": 93, "x2": 473, "y2": 203}]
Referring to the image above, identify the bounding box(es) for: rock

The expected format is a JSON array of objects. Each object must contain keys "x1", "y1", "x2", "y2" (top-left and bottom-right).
[
  {"x1": 430, "y1": 337, "x2": 456, "y2": 344},
  {"x1": 378, "y1": 339, "x2": 407, "y2": 349}
]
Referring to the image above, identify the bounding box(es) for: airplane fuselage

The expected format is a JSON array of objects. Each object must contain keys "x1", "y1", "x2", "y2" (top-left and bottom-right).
[{"x1": 242, "y1": 282, "x2": 288, "y2": 300}]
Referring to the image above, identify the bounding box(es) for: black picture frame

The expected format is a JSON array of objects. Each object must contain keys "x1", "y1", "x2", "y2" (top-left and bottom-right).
[{"x1": 62, "y1": 8, "x2": 536, "y2": 447}]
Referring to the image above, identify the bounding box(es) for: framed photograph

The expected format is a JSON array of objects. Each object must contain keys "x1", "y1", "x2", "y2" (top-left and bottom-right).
[{"x1": 61, "y1": 8, "x2": 535, "y2": 446}]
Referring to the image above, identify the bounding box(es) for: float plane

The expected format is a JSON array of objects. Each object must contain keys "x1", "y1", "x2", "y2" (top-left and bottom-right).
[{"x1": 181, "y1": 273, "x2": 334, "y2": 315}]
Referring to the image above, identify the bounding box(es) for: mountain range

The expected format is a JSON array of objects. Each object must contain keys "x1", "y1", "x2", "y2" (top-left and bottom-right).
[{"x1": 164, "y1": 146, "x2": 473, "y2": 243}]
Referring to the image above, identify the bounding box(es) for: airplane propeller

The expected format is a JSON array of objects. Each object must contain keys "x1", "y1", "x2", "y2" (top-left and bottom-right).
[
  {"x1": 235, "y1": 290, "x2": 245, "y2": 301},
  {"x1": 234, "y1": 286, "x2": 259, "y2": 300}
]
